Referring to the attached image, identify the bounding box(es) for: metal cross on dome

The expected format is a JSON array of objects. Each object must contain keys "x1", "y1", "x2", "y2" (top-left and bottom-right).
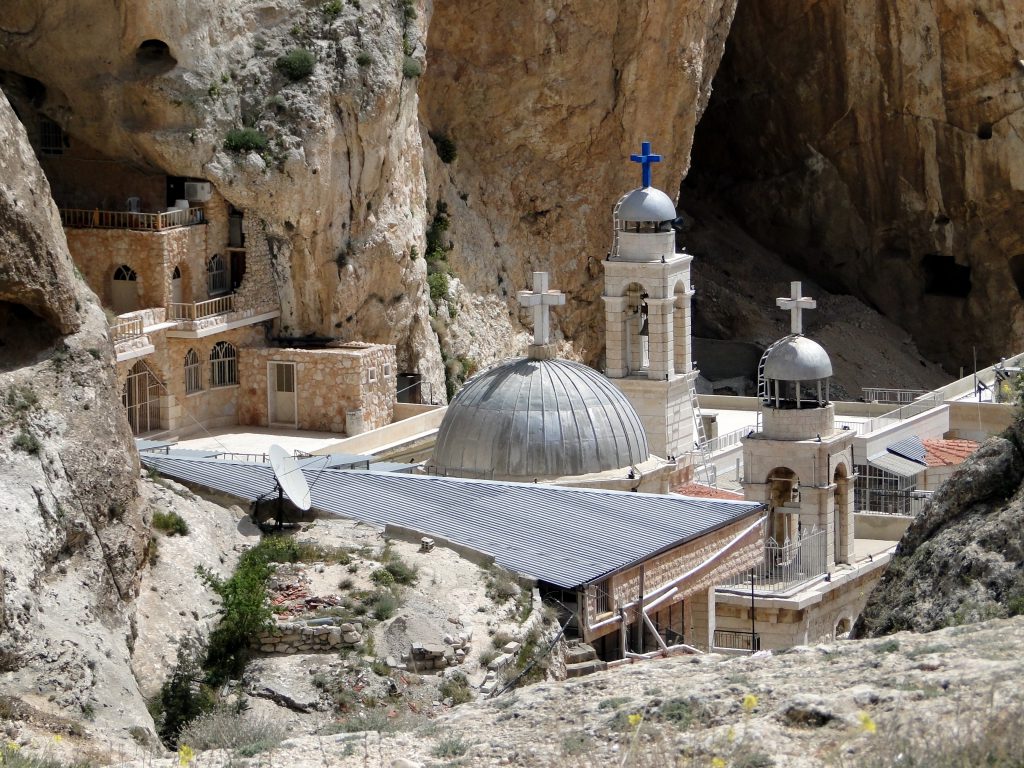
[
  {"x1": 776, "y1": 281, "x2": 817, "y2": 335},
  {"x1": 517, "y1": 271, "x2": 566, "y2": 346},
  {"x1": 630, "y1": 141, "x2": 662, "y2": 188}
]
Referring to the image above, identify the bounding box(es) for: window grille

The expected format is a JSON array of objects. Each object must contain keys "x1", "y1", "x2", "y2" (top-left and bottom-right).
[
  {"x1": 854, "y1": 463, "x2": 916, "y2": 515},
  {"x1": 114, "y1": 264, "x2": 137, "y2": 281},
  {"x1": 39, "y1": 117, "x2": 67, "y2": 155},
  {"x1": 184, "y1": 348, "x2": 202, "y2": 394},
  {"x1": 594, "y1": 578, "x2": 612, "y2": 615},
  {"x1": 206, "y1": 253, "x2": 228, "y2": 295},
  {"x1": 209, "y1": 341, "x2": 237, "y2": 387}
]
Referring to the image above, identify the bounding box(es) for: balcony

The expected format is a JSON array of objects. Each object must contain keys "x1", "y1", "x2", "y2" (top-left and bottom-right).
[
  {"x1": 60, "y1": 207, "x2": 205, "y2": 231},
  {"x1": 167, "y1": 293, "x2": 280, "y2": 338}
]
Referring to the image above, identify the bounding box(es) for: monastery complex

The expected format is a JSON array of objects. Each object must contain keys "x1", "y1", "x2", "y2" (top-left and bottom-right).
[{"x1": 22, "y1": 98, "x2": 1020, "y2": 663}]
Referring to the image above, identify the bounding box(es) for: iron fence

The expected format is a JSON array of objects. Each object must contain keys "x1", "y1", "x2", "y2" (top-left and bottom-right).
[{"x1": 723, "y1": 528, "x2": 828, "y2": 593}]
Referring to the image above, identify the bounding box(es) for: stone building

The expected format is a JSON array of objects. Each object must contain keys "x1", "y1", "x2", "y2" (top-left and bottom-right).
[{"x1": 2, "y1": 76, "x2": 395, "y2": 439}]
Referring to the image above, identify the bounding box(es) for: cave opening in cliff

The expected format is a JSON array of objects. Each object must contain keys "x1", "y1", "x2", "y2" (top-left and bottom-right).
[
  {"x1": 1009, "y1": 255, "x2": 1024, "y2": 300},
  {"x1": 135, "y1": 40, "x2": 176, "y2": 75},
  {"x1": 921, "y1": 254, "x2": 971, "y2": 298},
  {"x1": 0, "y1": 301, "x2": 60, "y2": 372}
]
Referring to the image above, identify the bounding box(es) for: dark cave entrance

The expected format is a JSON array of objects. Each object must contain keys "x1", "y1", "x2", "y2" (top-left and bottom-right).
[{"x1": 0, "y1": 301, "x2": 61, "y2": 372}]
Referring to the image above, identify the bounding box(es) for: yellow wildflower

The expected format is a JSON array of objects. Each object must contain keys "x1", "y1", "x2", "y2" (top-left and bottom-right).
[
  {"x1": 178, "y1": 744, "x2": 195, "y2": 766},
  {"x1": 52, "y1": 735, "x2": 63, "y2": 744},
  {"x1": 4, "y1": 743, "x2": 18, "y2": 751},
  {"x1": 711, "y1": 758, "x2": 727, "y2": 768},
  {"x1": 858, "y1": 711, "x2": 877, "y2": 735},
  {"x1": 627, "y1": 713, "x2": 643, "y2": 728},
  {"x1": 742, "y1": 693, "x2": 759, "y2": 712}
]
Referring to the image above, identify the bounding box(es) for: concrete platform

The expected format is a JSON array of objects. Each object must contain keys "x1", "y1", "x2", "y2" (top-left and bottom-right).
[{"x1": 173, "y1": 426, "x2": 348, "y2": 456}]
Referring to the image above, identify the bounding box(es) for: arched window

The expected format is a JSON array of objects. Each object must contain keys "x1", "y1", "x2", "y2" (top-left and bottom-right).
[
  {"x1": 209, "y1": 341, "x2": 237, "y2": 387},
  {"x1": 207, "y1": 254, "x2": 228, "y2": 295},
  {"x1": 114, "y1": 265, "x2": 138, "y2": 281},
  {"x1": 184, "y1": 348, "x2": 202, "y2": 394}
]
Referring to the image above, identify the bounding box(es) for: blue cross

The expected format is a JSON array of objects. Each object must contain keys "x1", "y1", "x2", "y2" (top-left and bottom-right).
[{"x1": 630, "y1": 141, "x2": 662, "y2": 188}]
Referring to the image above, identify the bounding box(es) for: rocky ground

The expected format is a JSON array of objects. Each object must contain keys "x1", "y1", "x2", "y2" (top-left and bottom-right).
[{"x1": 55, "y1": 616, "x2": 1021, "y2": 768}]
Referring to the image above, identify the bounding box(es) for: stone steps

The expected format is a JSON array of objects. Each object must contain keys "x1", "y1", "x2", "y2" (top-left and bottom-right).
[{"x1": 565, "y1": 659, "x2": 607, "y2": 678}]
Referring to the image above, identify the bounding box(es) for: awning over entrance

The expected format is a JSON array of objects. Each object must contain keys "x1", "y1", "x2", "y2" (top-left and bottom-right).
[{"x1": 867, "y1": 451, "x2": 926, "y2": 478}]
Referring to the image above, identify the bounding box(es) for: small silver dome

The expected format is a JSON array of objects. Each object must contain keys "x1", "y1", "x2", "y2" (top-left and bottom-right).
[
  {"x1": 764, "y1": 335, "x2": 833, "y2": 381},
  {"x1": 617, "y1": 187, "x2": 677, "y2": 222},
  {"x1": 430, "y1": 358, "x2": 649, "y2": 480}
]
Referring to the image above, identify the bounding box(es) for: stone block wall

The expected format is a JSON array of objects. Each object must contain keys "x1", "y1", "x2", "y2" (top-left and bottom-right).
[
  {"x1": 237, "y1": 343, "x2": 397, "y2": 433},
  {"x1": 582, "y1": 514, "x2": 764, "y2": 645},
  {"x1": 233, "y1": 217, "x2": 279, "y2": 316},
  {"x1": 253, "y1": 619, "x2": 363, "y2": 654}
]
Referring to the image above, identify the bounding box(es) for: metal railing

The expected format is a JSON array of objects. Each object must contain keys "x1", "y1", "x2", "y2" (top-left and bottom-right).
[
  {"x1": 862, "y1": 387, "x2": 929, "y2": 404},
  {"x1": 854, "y1": 488, "x2": 932, "y2": 517},
  {"x1": 214, "y1": 452, "x2": 270, "y2": 463},
  {"x1": 835, "y1": 420, "x2": 865, "y2": 434},
  {"x1": 170, "y1": 294, "x2": 235, "y2": 321},
  {"x1": 703, "y1": 424, "x2": 757, "y2": 455},
  {"x1": 861, "y1": 393, "x2": 945, "y2": 435},
  {"x1": 110, "y1": 316, "x2": 144, "y2": 343},
  {"x1": 723, "y1": 528, "x2": 828, "y2": 593},
  {"x1": 60, "y1": 207, "x2": 204, "y2": 231},
  {"x1": 713, "y1": 629, "x2": 760, "y2": 653}
]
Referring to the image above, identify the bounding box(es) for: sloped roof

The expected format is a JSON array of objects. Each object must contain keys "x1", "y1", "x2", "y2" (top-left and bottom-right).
[
  {"x1": 922, "y1": 439, "x2": 979, "y2": 467},
  {"x1": 140, "y1": 455, "x2": 764, "y2": 590},
  {"x1": 673, "y1": 483, "x2": 746, "y2": 501}
]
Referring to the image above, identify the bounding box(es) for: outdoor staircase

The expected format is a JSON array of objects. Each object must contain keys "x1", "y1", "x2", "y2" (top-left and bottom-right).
[{"x1": 564, "y1": 642, "x2": 607, "y2": 678}]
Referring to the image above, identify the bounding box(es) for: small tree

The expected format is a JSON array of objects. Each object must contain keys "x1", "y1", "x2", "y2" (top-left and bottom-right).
[{"x1": 276, "y1": 48, "x2": 316, "y2": 80}]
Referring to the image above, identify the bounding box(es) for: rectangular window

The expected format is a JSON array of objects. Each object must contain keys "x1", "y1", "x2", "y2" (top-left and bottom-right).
[
  {"x1": 368, "y1": 368, "x2": 377, "y2": 383},
  {"x1": 594, "y1": 578, "x2": 612, "y2": 615},
  {"x1": 39, "y1": 117, "x2": 67, "y2": 156},
  {"x1": 185, "y1": 359, "x2": 202, "y2": 394},
  {"x1": 275, "y1": 362, "x2": 295, "y2": 393}
]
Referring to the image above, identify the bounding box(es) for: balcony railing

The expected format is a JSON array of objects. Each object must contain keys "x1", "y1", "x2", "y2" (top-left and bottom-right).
[
  {"x1": 60, "y1": 207, "x2": 204, "y2": 231},
  {"x1": 713, "y1": 629, "x2": 761, "y2": 653},
  {"x1": 170, "y1": 294, "x2": 235, "y2": 322},
  {"x1": 110, "y1": 316, "x2": 144, "y2": 344},
  {"x1": 722, "y1": 528, "x2": 828, "y2": 593},
  {"x1": 862, "y1": 387, "x2": 929, "y2": 404}
]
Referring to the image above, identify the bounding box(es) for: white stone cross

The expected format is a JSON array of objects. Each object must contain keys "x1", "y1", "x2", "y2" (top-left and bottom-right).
[
  {"x1": 776, "y1": 280, "x2": 816, "y2": 335},
  {"x1": 517, "y1": 271, "x2": 565, "y2": 345}
]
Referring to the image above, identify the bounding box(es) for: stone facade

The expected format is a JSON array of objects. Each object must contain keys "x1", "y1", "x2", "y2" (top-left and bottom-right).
[
  {"x1": 580, "y1": 513, "x2": 764, "y2": 649},
  {"x1": 237, "y1": 343, "x2": 397, "y2": 434},
  {"x1": 612, "y1": 375, "x2": 697, "y2": 460}
]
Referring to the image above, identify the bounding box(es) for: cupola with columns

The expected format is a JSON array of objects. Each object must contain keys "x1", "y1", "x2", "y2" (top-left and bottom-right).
[{"x1": 602, "y1": 142, "x2": 698, "y2": 459}]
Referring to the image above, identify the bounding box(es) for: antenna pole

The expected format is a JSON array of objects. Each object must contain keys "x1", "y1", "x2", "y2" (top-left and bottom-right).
[{"x1": 276, "y1": 484, "x2": 284, "y2": 530}]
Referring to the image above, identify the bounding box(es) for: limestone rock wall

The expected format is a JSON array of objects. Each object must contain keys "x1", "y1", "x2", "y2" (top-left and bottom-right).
[
  {"x1": 0, "y1": 90, "x2": 150, "y2": 739},
  {"x1": 689, "y1": 0, "x2": 1024, "y2": 372},
  {"x1": 418, "y1": 0, "x2": 738, "y2": 369}
]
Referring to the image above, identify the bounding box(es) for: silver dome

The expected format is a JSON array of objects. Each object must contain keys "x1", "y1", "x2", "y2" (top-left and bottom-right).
[
  {"x1": 764, "y1": 335, "x2": 833, "y2": 381},
  {"x1": 430, "y1": 358, "x2": 649, "y2": 480},
  {"x1": 617, "y1": 187, "x2": 677, "y2": 222}
]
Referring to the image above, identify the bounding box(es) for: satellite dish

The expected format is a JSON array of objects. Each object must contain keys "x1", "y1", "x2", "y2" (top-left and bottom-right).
[{"x1": 269, "y1": 444, "x2": 311, "y2": 511}]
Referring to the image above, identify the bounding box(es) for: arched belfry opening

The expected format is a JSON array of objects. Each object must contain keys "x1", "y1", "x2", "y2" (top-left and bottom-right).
[{"x1": 602, "y1": 141, "x2": 699, "y2": 460}]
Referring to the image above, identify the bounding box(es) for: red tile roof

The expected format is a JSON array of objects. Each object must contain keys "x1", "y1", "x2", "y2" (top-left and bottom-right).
[
  {"x1": 921, "y1": 438, "x2": 979, "y2": 468},
  {"x1": 674, "y1": 482, "x2": 746, "y2": 500}
]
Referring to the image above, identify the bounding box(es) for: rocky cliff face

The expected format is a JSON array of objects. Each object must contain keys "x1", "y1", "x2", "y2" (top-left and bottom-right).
[
  {"x1": 689, "y1": 0, "x2": 1024, "y2": 373},
  {"x1": 0, "y1": 90, "x2": 150, "y2": 738},
  {"x1": 855, "y1": 416, "x2": 1024, "y2": 637}
]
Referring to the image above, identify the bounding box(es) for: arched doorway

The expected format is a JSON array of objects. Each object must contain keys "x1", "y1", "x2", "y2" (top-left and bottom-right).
[
  {"x1": 122, "y1": 360, "x2": 161, "y2": 435},
  {"x1": 833, "y1": 463, "x2": 851, "y2": 564},
  {"x1": 111, "y1": 265, "x2": 139, "y2": 314},
  {"x1": 765, "y1": 466, "x2": 800, "y2": 545},
  {"x1": 171, "y1": 265, "x2": 183, "y2": 305}
]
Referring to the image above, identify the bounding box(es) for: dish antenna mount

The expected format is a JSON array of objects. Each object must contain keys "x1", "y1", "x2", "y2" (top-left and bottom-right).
[{"x1": 255, "y1": 444, "x2": 312, "y2": 529}]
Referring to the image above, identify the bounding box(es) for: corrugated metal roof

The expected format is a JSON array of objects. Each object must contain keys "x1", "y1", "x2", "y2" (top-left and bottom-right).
[
  {"x1": 887, "y1": 435, "x2": 927, "y2": 465},
  {"x1": 868, "y1": 451, "x2": 925, "y2": 478},
  {"x1": 368, "y1": 461, "x2": 422, "y2": 474},
  {"x1": 136, "y1": 438, "x2": 174, "y2": 452},
  {"x1": 164, "y1": 448, "x2": 223, "y2": 459},
  {"x1": 141, "y1": 455, "x2": 763, "y2": 589},
  {"x1": 296, "y1": 454, "x2": 371, "y2": 470}
]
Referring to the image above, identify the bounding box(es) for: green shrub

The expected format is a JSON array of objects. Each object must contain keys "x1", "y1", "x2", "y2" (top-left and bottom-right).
[
  {"x1": 432, "y1": 734, "x2": 471, "y2": 758},
  {"x1": 356, "y1": 51, "x2": 372, "y2": 67},
  {"x1": 430, "y1": 132, "x2": 457, "y2": 164},
  {"x1": 370, "y1": 567, "x2": 395, "y2": 586},
  {"x1": 224, "y1": 128, "x2": 268, "y2": 153},
  {"x1": 152, "y1": 510, "x2": 190, "y2": 536},
  {"x1": 177, "y1": 706, "x2": 285, "y2": 753},
  {"x1": 277, "y1": 48, "x2": 316, "y2": 80},
  {"x1": 12, "y1": 430, "x2": 40, "y2": 455},
  {"x1": 402, "y1": 56, "x2": 422, "y2": 78},
  {"x1": 401, "y1": 0, "x2": 417, "y2": 21},
  {"x1": 428, "y1": 271, "x2": 450, "y2": 305},
  {"x1": 438, "y1": 675, "x2": 473, "y2": 705},
  {"x1": 561, "y1": 731, "x2": 593, "y2": 756},
  {"x1": 6, "y1": 384, "x2": 38, "y2": 414},
  {"x1": 322, "y1": 0, "x2": 343, "y2": 18},
  {"x1": 371, "y1": 590, "x2": 398, "y2": 620},
  {"x1": 155, "y1": 644, "x2": 215, "y2": 748},
  {"x1": 384, "y1": 558, "x2": 418, "y2": 585}
]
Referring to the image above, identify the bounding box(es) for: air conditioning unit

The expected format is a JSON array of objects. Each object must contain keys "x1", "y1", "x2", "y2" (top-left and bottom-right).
[{"x1": 183, "y1": 181, "x2": 213, "y2": 202}]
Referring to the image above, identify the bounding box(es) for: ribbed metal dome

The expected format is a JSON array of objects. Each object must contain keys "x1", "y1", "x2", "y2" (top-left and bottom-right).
[
  {"x1": 430, "y1": 358, "x2": 649, "y2": 480},
  {"x1": 764, "y1": 335, "x2": 833, "y2": 381},
  {"x1": 617, "y1": 187, "x2": 677, "y2": 222}
]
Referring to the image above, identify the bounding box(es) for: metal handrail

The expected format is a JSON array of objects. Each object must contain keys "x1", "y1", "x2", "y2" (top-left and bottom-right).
[
  {"x1": 60, "y1": 207, "x2": 204, "y2": 231},
  {"x1": 110, "y1": 316, "x2": 144, "y2": 343},
  {"x1": 169, "y1": 294, "x2": 235, "y2": 321},
  {"x1": 722, "y1": 528, "x2": 828, "y2": 593},
  {"x1": 862, "y1": 387, "x2": 928, "y2": 404},
  {"x1": 713, "y1": 629, "x2": 760, "y2": 653}
]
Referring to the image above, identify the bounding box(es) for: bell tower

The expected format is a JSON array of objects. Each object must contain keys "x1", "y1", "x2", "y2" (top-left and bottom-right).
[{"x1": 603, "y1": 142, "x2": 696, "y2": 459}]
